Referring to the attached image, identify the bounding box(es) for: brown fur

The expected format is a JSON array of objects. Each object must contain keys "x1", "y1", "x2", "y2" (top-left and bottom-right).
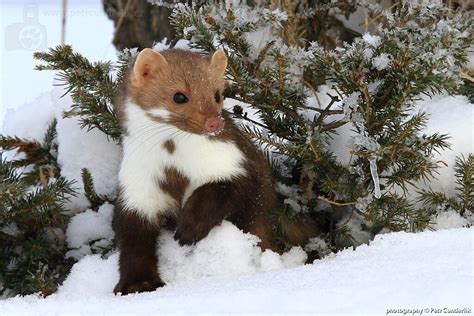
[
  {"x1": 159, "y1": 167, "x2": 189, "y2": 208},
  {"x1": 283, "y1": 216, "x2": 319, "y2": 246},
  {"x1": 162, "y1": 139, "x2": 175, "y2": 154},
  {"x1": 113, "y1": 48, "x2": 316, "y2": 295},
  {"x1": 129, "y1": 49, "x2": 227, "y2": 135},
  {"x1": 113, "y1": 204, "x2": 164, "y2": 295}
]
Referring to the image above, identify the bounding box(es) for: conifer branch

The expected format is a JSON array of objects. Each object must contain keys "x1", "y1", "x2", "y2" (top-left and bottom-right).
[
  {"x1": 81, "y1": 168, "x2": 112, "y2": 210},
  {"x1": 1, "y1": 123, "x2": 76, "y2": 296},
  {"x1": 34, "y1": 45, "x2": 121, "y2": 142},
  {"x1": 169, "y1": 2, "x2": 472, "y2": 233},
  {"x1": 454, "y1": 154, "x2": 474, "y2": 214}
]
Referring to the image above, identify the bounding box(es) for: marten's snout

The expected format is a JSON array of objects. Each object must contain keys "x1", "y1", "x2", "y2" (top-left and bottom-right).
[{"x1": 205, "y1": 116, "x2": 225, "y2": 133}]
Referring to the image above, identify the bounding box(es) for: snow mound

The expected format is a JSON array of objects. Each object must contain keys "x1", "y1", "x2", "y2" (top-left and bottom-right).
[
  {"x1": 65, "y1": 216, "x2": 308, "y2": 285},
  {"x1": 2, "y1": 228, "x2": 472, "y2": 314},
  {"x1": 432, "y1": 209, "x2": 469, "y2": 230},
  {"x1": 1, "y1": 88, "x2": 121, "y2": 212},
  {"x1": 158, "y1": 221, "x2": 306, "y2": 285},
  {"x1": 66, "y1": 203, "x2": 115, "y2": 260},
  {"x1": 1, "y1": 92, "x2": 56, "y2": 141},
  {"x1": 321, "y1": 92, "x2": 473, "y2": 198},
  {"x1": 415, "y1": 95, "x2": 474, "y2": 197},
  {"x1": 51, "y1": 88, "x2": 121, "y2": 212},
  {"x1": 60, "y1": 198, "x2": 308, "y2": 281},
  {"x1": 158, "y1": 221, "x2": 262, "y2": 283}
]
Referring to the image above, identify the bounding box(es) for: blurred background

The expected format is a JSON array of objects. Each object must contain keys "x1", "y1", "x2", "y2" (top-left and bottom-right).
[{"x1": 0, "y1": 0, "x2": 116, "y2": 124}]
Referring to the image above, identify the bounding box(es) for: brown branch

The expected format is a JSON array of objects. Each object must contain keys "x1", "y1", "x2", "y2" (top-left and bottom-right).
[
  {"x1": 115, "y1": 0, "x2": 134, "y2": 33},
  {"x1": 313, "y1": 94, "x2": 342, "y2": 129},
  {"x1": 0, "y1": 231, "x2": 17, "y2": 241},
  {"x1": 460, "y1": 71, "x2": 474, "y2": 83},
  {"x1": 276, "y1": 54, "x2": 285, "y2": 94},
  {"x1": 232, "y1": 113, "x2": 270, "y2": 130},
  {"x1": 321, "y1": 120, "x2": 347, "y2": 132},
  {"x1": 318, "y1": 195, "x2": 356, "y2": 207}
]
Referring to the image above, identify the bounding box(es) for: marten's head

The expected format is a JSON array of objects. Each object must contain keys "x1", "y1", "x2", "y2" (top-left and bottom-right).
[{"x1": 127, "y1": 48, "x2": 227, "y2": 135}]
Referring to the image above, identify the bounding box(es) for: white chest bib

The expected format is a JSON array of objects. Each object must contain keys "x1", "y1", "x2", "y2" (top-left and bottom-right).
[{"x1": 118, "y1": 101, "x2": 246, "y2": 221}]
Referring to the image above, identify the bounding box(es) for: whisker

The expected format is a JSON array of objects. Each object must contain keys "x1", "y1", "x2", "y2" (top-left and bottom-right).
[
  {"x1": 121, "y1": 115, "x2": 215, "y2": 161},
  {"x1": 124, "y1": 126, "x2": 179, "y2": 158},
  {"x1": 125, "y1": 129, "x2": 186, "y2": 159}
]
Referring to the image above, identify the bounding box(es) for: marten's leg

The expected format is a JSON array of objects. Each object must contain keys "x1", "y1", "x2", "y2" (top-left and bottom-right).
[
  {"x1": 113, "y1": 205, "x2": 165, "y2": 295},
  {"x1": 232, "y1": 174, "x2": 279, "y2": 252},
  {"x1": 281, "y1": 215, "x2": 319, "y2": 246},
  {"x1": 239, "y1": 212, "x2": 320, "y2": 258},
  {"x1": 238, "y1": 210, "x2": 275, "y2": 251},
  {"x1": 174, "y1": 181, "x2": 244, "y2": 245}
]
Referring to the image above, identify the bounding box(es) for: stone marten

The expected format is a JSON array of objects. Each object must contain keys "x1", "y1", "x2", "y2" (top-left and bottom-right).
[{"x1": 113, "y1": 48, "x2": 316, "y2": 295}]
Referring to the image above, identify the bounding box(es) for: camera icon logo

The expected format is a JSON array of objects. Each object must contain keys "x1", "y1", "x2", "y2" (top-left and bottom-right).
[{"x1": 5, "y1": 2, "x2": 47, "y2": 51}]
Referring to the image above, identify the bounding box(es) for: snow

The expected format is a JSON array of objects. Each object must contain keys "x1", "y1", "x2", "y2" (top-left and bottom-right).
[
  {"x1": 1, "y1": 92, "x2": 56, "y2": 142},
  {"x1": 342, "y1": 91, "x2": 361, "y2": 121},
  {"x1": 348, "y1": 134, "x2": 380, "y2": 152},
  {"x1": 355, "y1": 194, "x2": 374, "y2": 212},
  {"x1": 159, "y1": 222, "x2": 307, "y2": 283},
  {"x1": 2, "y1": 87, "x2": 122, "y2": 211},
  {"x1": 153, "y1": 38, "x2": 190, "y2": 52},
  {"x1": 66, "y1": 211, "x2": 308, "y2": 284},
  {"x1": 284, "y1": 197, "x2": 302, "y2": 212},
  {"x1": 415, "y1": 95, "x2": 474, "y2": 197},
  {"x1": 51, "y1": 88, "x2": 121, "y2": 212},
  {"x1": 362, "y1": 33, "x2": 381, "y2": 47},
  {"x1": 1, "y1": 2, "x2": 121, "y2": 211},
  {"x1": 372, "y1": 53, "x2": 392, "y2": 70},
  {"x1": 65, "y1": 202, "x2": 115, "y2": 260},
  {"x1": 305, "y1": 236, "x2": 329, "y2": 254},
  {"x1": 1, "y1": 228, "x2": 472, "y2": 314},
  {"x1": 327, "y1": 92, "x2": 473, "y2": 199},
  {"x1": 432, "y1": 209, "x2": 469, "y2": 230},
  {"x1": 338, "y1": 210, "x2": 373, "y2": 245}
]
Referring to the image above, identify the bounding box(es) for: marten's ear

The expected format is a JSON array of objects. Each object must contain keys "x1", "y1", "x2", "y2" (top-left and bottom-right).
[
  {"x1": 133, "y1": 48, "x2": 168, "y2": 84},
  {"x1": 210, "y1": 50, "x2": 227, "y2": 78}
]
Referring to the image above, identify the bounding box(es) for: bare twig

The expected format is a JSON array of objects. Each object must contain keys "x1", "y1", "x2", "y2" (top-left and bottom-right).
[
  {"x1": 318, "y1": 195, "x2": 356, "y2": 207},
  {"x1": 460, "y1": 71, "x2": 474, "y2": 83}
]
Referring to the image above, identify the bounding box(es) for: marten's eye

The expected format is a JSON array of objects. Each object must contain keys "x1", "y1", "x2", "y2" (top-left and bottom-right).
[
  {"x1": 173, "y1": 92, "x2": 188, "y2": 104},
  {"x1": 214, "y1": 91, "x2": 221, "y2": 103}
]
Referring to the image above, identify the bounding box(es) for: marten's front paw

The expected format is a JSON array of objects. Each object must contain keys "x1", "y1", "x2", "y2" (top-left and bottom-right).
[
  {"x1": 174, "y1": 225, "x2": 197, "y2": 246},
  {"x1": 113, "y1": 278, "x2": 165, "y2": 295},
  {"x1": 174, "y1": 222, "x2": 211, "y2": 246}
]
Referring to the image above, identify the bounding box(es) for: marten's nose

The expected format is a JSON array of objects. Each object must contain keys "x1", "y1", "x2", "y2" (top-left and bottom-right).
[{"x1": 205, "y1": 116, "x2": 225, "y2": 133}]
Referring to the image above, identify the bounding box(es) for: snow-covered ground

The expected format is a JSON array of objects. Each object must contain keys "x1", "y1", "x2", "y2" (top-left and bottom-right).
[{"x1": 1, "y1": 227, "x2": 472, "y2": 315}]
